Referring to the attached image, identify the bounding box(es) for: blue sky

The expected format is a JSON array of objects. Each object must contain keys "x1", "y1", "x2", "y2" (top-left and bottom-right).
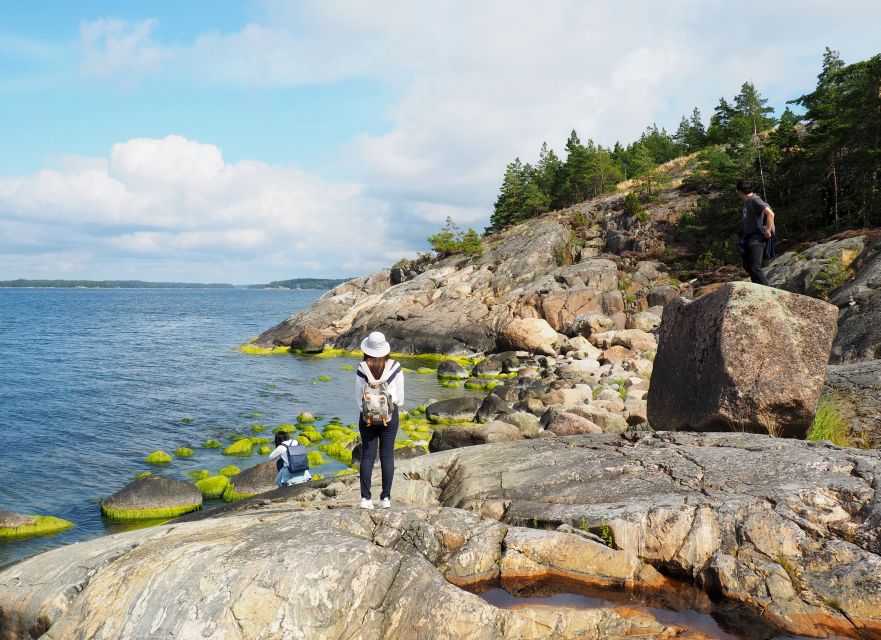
[{"x1": 1, "y1": 1, "x2": 879, "y2": 284}]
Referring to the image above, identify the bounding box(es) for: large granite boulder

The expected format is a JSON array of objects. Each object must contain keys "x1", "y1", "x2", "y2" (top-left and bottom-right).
[
  {"x1": 825, "y1": 359, "x2": 881, "y2": 447},
  {"x1": 498, "y1": 318, "x2": 558, "y2": 356},
  {"x1": 830, "y1": 240, "x2": 881, "y2": 363},
  {"x1": 436, "y1": 359, "x2": 470, "y2": 379},
  {"x1": 428, "y1": 420, "x2": 522, "y2": 452},
  {"x1": 647, "y1": 282, "x2": 838, "y2": 438},
  {"x1": 546, "y1": 412, "x2": 602, "y2": 436},
  {"x1": 289, "y1": 325, "x2": 325, "y2": 353},
  {"x1": 767, "y1": 235, "x2": 865, "y2": 296},
  {"x1": 0, "y1": 507, "x2": 693, "y2": 640},
  {"x1": 222, "y1": 460, "x2": 279, "y2": 501},
  {"x1": 476, "y1": 393, "x2": 509, "y2": 423},
  {"x1": 101, "y1": 475, "x2": 202, "y2": 520},
  {"x1": 425, "y1": 397, "x2": 482, "y2": 423}
]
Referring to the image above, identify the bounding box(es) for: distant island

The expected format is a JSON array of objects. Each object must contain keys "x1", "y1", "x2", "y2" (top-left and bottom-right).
[
  {"x1": 0, "y1": 279, "x2": 234, "y2": 289},
  {"x1": 247, "y1": 278, "x2": 350, "y2": 290},
  {"x1": 1, "y1": 278, "x2": 351, "y2": 290}
]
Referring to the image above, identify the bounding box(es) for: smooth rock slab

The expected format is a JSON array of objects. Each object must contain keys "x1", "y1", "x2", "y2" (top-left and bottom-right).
[
  {"x1": 0, "y1": 507, "x2": 696, "y2": 640},
  {"x1": 101, "y1": 475, "x2": 202, "y2": 520},
  {"x1": 647, "y1": 282, "x2": 838, "y2": 438}
]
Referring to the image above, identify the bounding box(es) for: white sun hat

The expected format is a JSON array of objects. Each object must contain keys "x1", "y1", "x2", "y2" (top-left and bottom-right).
[{"x1": 360, "y1": 331, "x2": 391, "y2": 357}]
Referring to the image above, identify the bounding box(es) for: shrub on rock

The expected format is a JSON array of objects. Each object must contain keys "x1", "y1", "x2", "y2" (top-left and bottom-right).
[
  {"x1": 647, "y1": 282, "x2": 838, "y2": 438},
  {"x1": 101, "y1": 476, "x2": 202, "y2": 521}
]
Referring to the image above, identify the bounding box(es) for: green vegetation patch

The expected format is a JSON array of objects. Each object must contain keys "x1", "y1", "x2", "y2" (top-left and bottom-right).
[
  {"x1": 133, "y1": 471, "x2": 152, "y2": 480},
  {"x1": 0, "y1": 515, "x2": 75, "y2": 539},
  {"x1": 416, "y1": 367, "x2": 435, "y2": 374},
  {"x1": 341, "y1": 364, "x2": 355, "y2": 371},
  {"x1": 464, "y1": 379, "x2": 498, "y2": 391},
  {"x1": 223, "y1": 439, "x2": 254, "y2": 456},
  {"x1": 257, "y1": 445, "x2": 273, "y2": 455},
  {"x1": 307, "y1": 451, "x2": 325, "y2": 467},
  {"x1": 187, "y1": 470, "x2": 211, "y2": 481},
  {"x1": 808, "y1": 398, "x2": 850, "y2": 447},
  {"x1": 221, "y1": 484, "x2": 255, "y2": 503},
  {"x1": 181, "y1": 417, "x2": 194, "y2": 424},
  {"x1": 101, "y1": 504, "x2": 200, "y2": 521},
  {"x1": 298, "y1": 426, "x2": 323, "y2": 444},
  {"x1": 239, "y1": 343, "x2": 291, "y2": 355},
  {"x1": 440, "y1": 380, "x2": 461, "y2": 388},
  {"x1": 195, "y1": 475, "x2": 229, "y2": 499},
  {"x1": 202, "y1": 439, "x2": 222, "y2": 449},
  {"x1": 297, "y1": 412, "x2": 316, "y2": 423},
  {"x1": 250, "y1": 424, "x2": 266, "y2": 433},
  {"x1": 317, "y1": 375, "x2": 333, "y2": 382},
  {"x1": 249, "y1": 436, "x2": 270, "y2": 445},
  {"x1": 145, "y1": 450, "x2": 173, "y2": 464},
  {"x1": 174, "y1": 447, "x2": 194, "y2": 458},
  {"x1": 273, "y1": 423, "x2": 297, "y2": 434},
  {"x1": 335, "y1": 468, "x2": 357, "y2": 477},
  {"x1": 319, "y1": 441, "x2": 353, "y2": 465},
  {"x1": 218, "y1": 465, "x2": 241, "y2": 477}
]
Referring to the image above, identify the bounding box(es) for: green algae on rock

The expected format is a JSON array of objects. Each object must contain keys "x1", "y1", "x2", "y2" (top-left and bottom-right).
[
  {"x1": 239, "y1": 342, "x2": 291, "y2": 355},
  {"x1": 133, "y1": 471, "x2": 152, "y2": 480},
  {"x1": 248, "y1": 436, "x2": 271, "y2": 445},
  {"x1": 218, "y1": 465, "x2": 241, "y2": 477},
  {"x1": 174, "y1": 447, "x2": 194, "y2": 458},
  {"x1": 195, "y1": 475, "x2": 229, "y2": 499},
  {"x1": 317, "y1": 375, "x2": 332, "y2": 382},
  {"x1": 273, "y1": 423, "x2": 297, "y2": 434},
  {"x1": 0, "y1": 512, "x2": 74, "y2": 539},
  {"x1": 222, "y1": 439, "x2": 254, "y2": 456},
  {"x1": 180, "y1": 417, "x2": 194, "y2": 424},
  {"x1": 257, "y1": 445, "x2": 273, "y2": 455},
  {"x1": 202, "y1": 439, "x2": 222, "y2": 449},
  {"x1": 250, "y1": 424, "x2": 266, "y2": 433},
  {"x1": 187, "y1": 470, "x2": 211, "y2": 481},
  {"x1": 297, "y1": 411, "x2": 316, "y2": 423},
  {"x1": 101, "y1": 476, "x2": 202, "y2": 521},
  {"x1": 307, "y1": 451, "x2": 325, "y2": 467},
  {"x1": 144, "y1": 450, "x2": 173, "y2": 464},
  {"x1": 319, "y1": 441, "x2": 353, "y2": 465},
  {"x1": 221, "y1": 460, "x2": 277, "y2": 502}
]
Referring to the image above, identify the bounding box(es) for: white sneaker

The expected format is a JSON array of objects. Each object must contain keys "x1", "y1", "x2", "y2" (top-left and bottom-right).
[
  {"x1": 360, "y1": 498, "x2": 374, "y2": 510},
  {"x1": 379, "y1": 497, "x2": 391, "y2": 509}
]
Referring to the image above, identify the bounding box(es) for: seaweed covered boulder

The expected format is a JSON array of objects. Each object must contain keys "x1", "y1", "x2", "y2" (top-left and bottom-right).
[
  {"x1": 101, "y1": 476, "x2": 202, "y2": 521},
  {"x1": 647, "y1": 282, "x2": 838, "y2": 438},
  {"x1": 222, "y1": 460, "x2": 279, "y2": 502},
  {"x1": 425, "y1": 397, "x2": 482, "y2": 423},
  {"x1": 0, "y1": 510, "x2": 73, "y2": 539}
]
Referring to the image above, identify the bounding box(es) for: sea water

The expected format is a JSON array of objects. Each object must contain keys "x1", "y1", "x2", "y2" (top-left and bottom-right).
[{"x1": 0, "y1": 288, "x2": 463, "y2": 567}]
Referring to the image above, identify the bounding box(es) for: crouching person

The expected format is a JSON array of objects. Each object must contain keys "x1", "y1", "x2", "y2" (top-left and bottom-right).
[{"x1": 269, "y1": 431, "x2": 312, "y2": 487}]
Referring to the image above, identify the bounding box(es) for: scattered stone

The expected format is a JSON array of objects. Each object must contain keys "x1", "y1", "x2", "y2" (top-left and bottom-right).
[
  {"x1": 471, "y1": 359, "x2": 502, "y2": 377},
  {"x1": 437, "y1": 360, "x2": 470, "y2": 379},
  {"x1": 626, "y1": 311, "x2": 662, "y2": 333},
  {"x1": 425, "y1": 397, "x2": 482, "y2": 423},
  {"x1": 498, "y1": 411, "x2": 542, "y2": 438},
  {"x1": 101, "y1": 476, "x2": 202, "y2": 521},
  {"x1": 648, "y1": 282, "x2": 838, "y2": 438},
  {"x1": 647, "y1": 284, "x2": 680, "y2": 307},
  {"x1": 546, "y1": 412, "x2": 602, "y2": 436},
  {"x1": 289, "y1": 326, "x2": 325, "y2": 353},
  {"x1": 569, "y1": 312, "x2": 615, "y2": 337},
  {"x1": 476, "y1": 393, "x2": 509, "y2": 423},
  {"x1": 498, "y1": 318, "x2": 559, "y2": 356},
  {"x1": 428, "y1": 420, "x2": 523, "y2": 452},
  {"x1": 0, "y1": 511, "x2": 73, "y2": 539}
]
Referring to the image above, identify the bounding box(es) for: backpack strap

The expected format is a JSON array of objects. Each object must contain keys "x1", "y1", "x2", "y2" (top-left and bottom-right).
[{"x1": 384, "y1": 362, "x2": 402, "y2": 384}]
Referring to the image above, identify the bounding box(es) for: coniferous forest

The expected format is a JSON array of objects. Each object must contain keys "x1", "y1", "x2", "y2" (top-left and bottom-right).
[{"x1": 487, "y1": 49, "x2": 881, "y2": 266}]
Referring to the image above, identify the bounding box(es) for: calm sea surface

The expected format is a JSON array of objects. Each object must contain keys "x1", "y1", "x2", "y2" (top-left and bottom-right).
[{"x1": 0, "y1": 288, "x2": 463, "y2": 567}]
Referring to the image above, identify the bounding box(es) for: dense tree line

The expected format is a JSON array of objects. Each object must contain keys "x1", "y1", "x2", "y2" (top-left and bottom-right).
[{"x1": 488, "y1": 48, "x2": 881, "y2": 269}]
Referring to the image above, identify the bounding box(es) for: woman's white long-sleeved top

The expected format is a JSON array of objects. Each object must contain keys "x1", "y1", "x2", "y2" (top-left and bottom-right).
[{"x1": 355, "y1": 360, "x2": 404, "y2": 413}]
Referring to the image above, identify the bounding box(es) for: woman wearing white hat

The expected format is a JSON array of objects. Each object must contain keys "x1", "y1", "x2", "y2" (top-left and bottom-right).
[{"x1": 355, "y1": 331, "x2": 404, "y2": 509}]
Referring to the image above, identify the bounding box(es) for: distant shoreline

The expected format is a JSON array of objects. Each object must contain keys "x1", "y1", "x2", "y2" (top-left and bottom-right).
[{"x1": 0, "y1": 278, "x2": 351, "y2": 290}]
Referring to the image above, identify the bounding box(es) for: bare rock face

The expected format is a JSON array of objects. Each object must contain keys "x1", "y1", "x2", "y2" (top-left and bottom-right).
[
  {"x1": 647, "y1": 282, "x2": 838, "y2": 438},
  {"x1": 825, "y1": 359, "x2": 881, "y2": 447},
  {"x1": 767, "y1": 235, "x2": 865, "y2": 296},
  {"x1": 498, "y1": 318, "x2": 558, "y2": 356},
  {"x1": 288, "y1": 325, "x2": 325, "y2": 353},
  {"x1": 546, "y1": 412, "x2": 602, "y2": 436},
  {"x1": 830, "y1": 240, "x2": 881, "y2": 363},
  {"x1": 0, "y1": 507, "x2": 697, "y2": 640}
]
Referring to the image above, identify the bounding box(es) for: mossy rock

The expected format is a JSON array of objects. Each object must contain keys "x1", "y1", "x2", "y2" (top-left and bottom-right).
[
  {"x1": 317, "y1": 375, "x2": 332, "y2": 382},
  {"x1": 257, "y1": 445, "x2": 273, "y2": 455},
  {"x1": 187, "y1": 470, "x2": 211, "y2": 481},
  {"x1": 297, "y1": 411, "x2": 316, "y2": 423},
  {"x1": 133, "y1": 471, "x2": 152, "y2": 480},
  {"x1": 202, "y1": 439, "x2": 222, "y2": 449},
  {"x1": 416, "y1": 367, "x2": 435, "y2": 374},
  {"x1": 311, "y1": 473, "x2": 323, "y2": 480},
  {"x1": 340, "y1": 365, "x2": 355, "y2": 371},
  {"x1": 335, "y1": 468, "x2": 357, "y2": 477},
  {"x1": 218, "y1": 465, "x2": 241, "y2": 477},
  {"x1": 223, "y1": 439, "x2": 254, "y2": 456},
  {"x1": 298, "y1": 428, "x2": 322, "y2": 444},
  {"x1": 144, "y1": 450, "x2": 173, "y2": 464},
  {"x1": 273, "y1": 423, "x2": 297, "y2": 434},
  {"x1": 174, "y1": 447, "x2": 195, "y2": 458},
  {"x1": 239, "y1": 342, "x2": 291, "y2": 355},
  {"x1": 464, "y1": 380, "x2": 498, "y2": 391},
  {"x1": 319, "y1": 441, "x2": 353, "y2": 465},
  {"x1": 229, "y1": 434, "x2": 250, "y2": 442},
  {"x1": 247, "y1": 412, "x2": 263, "y2": 418},
  {"x1": 307, "y1": 451, "x2": 325, "y2": 466},
  {"x1": 195, "y1": 475, "x2": 229, "y2": 499},
  {"x1": 181, "y1": 417, "x2": 194, "y2": 424},
  {"x1": 440, "y1": 380, "x2": 461, "y2": 388},
  {"x1": 101, "y1": 476, "x2": 202, "y2": 521},
  {"x1": 250, "y1": 424, "x2": 267, "y2": 433},
  {"x1": 222, "y1": 460, "x2": 277, "y2": 502},
  {"x1": 249, "y1": 436, "x2": 271, "y2": 445},
  {"x1": 0, "y1": 511, "x2": 74, "y2": 539}
]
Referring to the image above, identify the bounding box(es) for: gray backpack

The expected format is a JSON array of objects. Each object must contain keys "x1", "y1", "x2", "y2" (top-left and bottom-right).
[{"x1": 358, "y1": 361, "x2": 401, "y2": 426}]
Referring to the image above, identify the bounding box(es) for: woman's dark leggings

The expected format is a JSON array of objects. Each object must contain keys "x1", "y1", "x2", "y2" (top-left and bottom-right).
[{"x1": 359, "y1": 406, "x2": 398, "y2": 500}]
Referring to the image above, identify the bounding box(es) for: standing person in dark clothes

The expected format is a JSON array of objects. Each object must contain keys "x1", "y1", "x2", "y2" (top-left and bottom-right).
[
  {"x1": 355, "y1": 331, "x2": 404, "y2": 509},
  {"x1": 736, "y1": 179, "x2": 776, "y2": 286}
]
